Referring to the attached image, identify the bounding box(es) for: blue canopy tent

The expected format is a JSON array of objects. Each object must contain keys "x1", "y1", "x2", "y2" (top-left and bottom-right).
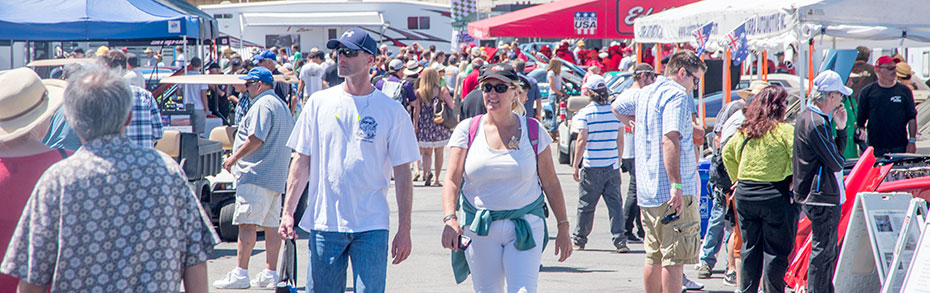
[{"x1": 0, "y1": 0, "x2": 215, "y2": 41}]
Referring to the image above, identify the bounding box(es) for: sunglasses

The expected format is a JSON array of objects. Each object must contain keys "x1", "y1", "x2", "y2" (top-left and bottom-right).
[
  {"x1": 337, "y1": 47, "x2": 361, "y2": 58},
  {"x1": 245, "y1": 80, "x2": 259, "y2": 86},
  {"x1": 482, "y1": 83, "x2": 516, "y2": 93},
  {"x1": 685, "y1": 70, "x2": 701, "y2": 87},
  {"x1": 877, "y1": 65, "x2": 896, "y2": 71}
]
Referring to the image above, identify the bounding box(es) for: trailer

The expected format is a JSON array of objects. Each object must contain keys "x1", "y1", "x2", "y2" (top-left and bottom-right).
[{"x1": 200, "y1": 0, "x2": 453, "y2": 52}]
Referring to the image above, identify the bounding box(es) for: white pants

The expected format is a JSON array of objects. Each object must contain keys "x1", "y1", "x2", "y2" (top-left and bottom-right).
[{"x1": 464, "y1": 214, "x2": 545, "y2": 293}]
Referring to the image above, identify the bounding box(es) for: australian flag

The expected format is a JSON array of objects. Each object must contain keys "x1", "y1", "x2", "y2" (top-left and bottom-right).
[
  {"x1": 692, "y1": 23, "x2": 713, "y2": 57},
  {"x1": 725, "y1": 22, "x2": 749, "y2": 66}
]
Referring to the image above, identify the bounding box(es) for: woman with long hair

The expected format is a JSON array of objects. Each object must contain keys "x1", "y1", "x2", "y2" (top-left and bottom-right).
[
  {"x1": 441, "y1": 63, "x2": 572, "y2": 292},
  {"x1": 412, "y1": 67, "x2": 455, "y2": 186},
  {"x1": 721, "y1": 85, "x2": 797, "y2": 293}
]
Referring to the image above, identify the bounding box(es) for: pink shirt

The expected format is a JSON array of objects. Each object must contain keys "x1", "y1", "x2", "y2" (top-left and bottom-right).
[{"x1": 0, "y1": 150, "x2": 68, "y2": 289}]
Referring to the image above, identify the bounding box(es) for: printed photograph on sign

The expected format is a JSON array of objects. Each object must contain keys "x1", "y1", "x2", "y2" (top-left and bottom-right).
[{"x1": 875, "y1": 215, "x2": 894, "y2": 232}]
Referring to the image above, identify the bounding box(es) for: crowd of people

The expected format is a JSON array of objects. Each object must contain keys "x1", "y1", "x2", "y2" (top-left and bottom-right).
[{"x1": 0, "y1": 25, "x2": 925, "y2": 293}]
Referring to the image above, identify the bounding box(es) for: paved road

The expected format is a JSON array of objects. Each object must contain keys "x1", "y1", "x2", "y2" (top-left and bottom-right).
[{"x1": 205, "y1": 142, "x2": 736, "y2": 292}]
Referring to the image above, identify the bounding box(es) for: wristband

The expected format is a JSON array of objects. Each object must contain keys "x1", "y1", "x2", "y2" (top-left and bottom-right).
[
  {"x1": 442, "y1": 214, "x2": 457, "y2": 224},
  {"x1": 557, "y1": 220, "x2": 570, "y2": 226},
  {"x1": 670, "y1": 183, "x2": 684, "y2": 190},
  {"x1": 909, "y1": 138, "x2": 916, "y2": 143}
]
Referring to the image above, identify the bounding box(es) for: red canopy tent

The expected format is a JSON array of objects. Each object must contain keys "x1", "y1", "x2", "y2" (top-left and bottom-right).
[{"x1": 467, "y1": 0, "x2": 697, "y2": 40}]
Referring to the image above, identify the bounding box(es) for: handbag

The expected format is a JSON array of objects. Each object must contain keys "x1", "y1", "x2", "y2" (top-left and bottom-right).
[
  {"x1": 275, "y1": 238, "x2": 298, "y2": 293},
  {"x1": 433, "y1": 97, "x2": 459, "y2": 129}
]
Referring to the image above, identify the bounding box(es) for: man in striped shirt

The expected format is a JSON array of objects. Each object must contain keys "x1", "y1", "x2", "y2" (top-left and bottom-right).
[{"x1": 571, "y1": 75, "x2": 629, "y2": 253}]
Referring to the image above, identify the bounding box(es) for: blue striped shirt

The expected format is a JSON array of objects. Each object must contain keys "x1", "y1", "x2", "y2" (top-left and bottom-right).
[{"x1": 573, "y1": 103, "x2": 622, "y2": 169}]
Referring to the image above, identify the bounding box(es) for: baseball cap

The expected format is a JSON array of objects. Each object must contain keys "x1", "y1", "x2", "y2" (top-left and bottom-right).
[
  {"x1": 239, "y1": 66, "x2": 274, "y2": 84},
  {"x1": 876, "y1": 55, "x2": 901, "y2": 68},
  {"x1": 388, "y1": 59, "x2": 404, "y2": 71},
  {"x1": 479, "y1": 63, "x2": 519, "y2": 84},
  {"x1": 326, "y1": 28, "x2": 378, "y2": 56},
  {"x1": 813, "y1": 70, "x2": 853, "y2": 96},
  {"x1": 583, "y1": 75, "x2": 608, "y2": 97},
  {"x1": 252, "y1": 49, "x2": 277, "y2": 62}
]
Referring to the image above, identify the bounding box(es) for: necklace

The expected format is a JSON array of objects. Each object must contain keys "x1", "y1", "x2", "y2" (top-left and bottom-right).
[{"x1": 507, "y1": 115, "x2": 522, "y2": 150}]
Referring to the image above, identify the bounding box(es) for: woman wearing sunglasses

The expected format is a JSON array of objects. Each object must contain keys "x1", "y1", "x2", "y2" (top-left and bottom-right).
[{"x1": 441, "y1": 63, "x2": 572, "y2": 292}]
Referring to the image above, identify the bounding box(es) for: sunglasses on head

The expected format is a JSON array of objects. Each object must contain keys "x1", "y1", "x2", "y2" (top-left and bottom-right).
[
  {"x1": 337, "y1": 47, "x2": 361, "y2": 58},
  {"x1": 482, "y1": 83, "x2": 516, "y2": 93}
]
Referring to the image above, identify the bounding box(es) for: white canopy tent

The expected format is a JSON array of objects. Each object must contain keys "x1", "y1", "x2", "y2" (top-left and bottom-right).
[
  {"x1": 633, "y1": 0, "x2": 930, "y2": 104},
  {"x1": 634, "y1": 0, "x2": 930, "y2": 52}
]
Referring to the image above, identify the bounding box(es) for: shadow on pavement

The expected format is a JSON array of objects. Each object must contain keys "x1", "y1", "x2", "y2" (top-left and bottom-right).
[{"x1": 539, "y1": 266, "x2": 614, "y2": 273}]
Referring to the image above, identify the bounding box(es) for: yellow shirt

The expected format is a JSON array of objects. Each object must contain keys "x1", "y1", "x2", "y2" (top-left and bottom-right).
[{"x1": 722, "y1": 123, "x2": 794, "y2": 183}]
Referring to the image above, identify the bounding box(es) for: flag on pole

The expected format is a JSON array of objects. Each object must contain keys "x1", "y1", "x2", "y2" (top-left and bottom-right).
[
  {"x1": 725, "y1": 21, "x2": 749, "y2": 66},
  {"x1": 692, "y1": 22, "x2": 713, "y2": 57}
]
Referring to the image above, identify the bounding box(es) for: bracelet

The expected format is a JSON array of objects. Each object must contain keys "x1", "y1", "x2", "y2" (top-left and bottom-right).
[
  {"x1": 909, "y1": 138, "x2": 917, "y2": 143},
  {"x1": 670, "y1": 183, "x2": 684, "y2": 190},
  {"x1": 557, "y1": 220, "x2": 570, "y2": 226},
  {"x1": 442, "y1": 214, "x2": 457, "y2": 224}
]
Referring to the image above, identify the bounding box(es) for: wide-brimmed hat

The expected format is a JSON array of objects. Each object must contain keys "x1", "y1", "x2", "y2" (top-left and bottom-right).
[
  {"x1": 737, "y1": 80, "x2": 771, "y2": 99},
  {"x1": 404, "y1": 60, "x2": 423, "y2": 76},
  {"x1": 0, "y1": 68, "x2": 65, "y2": 142},
  {"x1": 897, "y1": 62, "x2": 915, "y2": 78}
]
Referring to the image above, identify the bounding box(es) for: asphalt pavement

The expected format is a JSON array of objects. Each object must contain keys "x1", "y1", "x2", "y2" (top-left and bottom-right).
[{"x1": 205, "y1": 142, "x2": 736, "y2": 292}]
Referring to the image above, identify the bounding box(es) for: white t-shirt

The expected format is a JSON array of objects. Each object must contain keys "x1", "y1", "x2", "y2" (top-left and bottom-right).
[
  {"x1": 287, "y1": 86, "x2": 420, "y2": 233},
  {"x1": 124, "y1": 69, "x2": 145, "y2": 88},
  {"x1": 449, "y1": 115, "x2": 554, "y2": 210},
  {"x1": 299, "y1": 62, "x2": 324, "y2": 98},
  {"x1": 547, "y1": 71, "x2": 562, "y2": 93},
  {"x1": 613, "y1": 88, "x2": 640, "y2": 159},
  {"x1": 181, "y1": 71, "x2": 207, "y2": 109}
]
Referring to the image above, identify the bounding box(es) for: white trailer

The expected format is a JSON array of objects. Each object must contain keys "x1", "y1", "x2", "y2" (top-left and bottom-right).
[{"x1": 200, "y1": 0, "x2": 453, "y2": 53}]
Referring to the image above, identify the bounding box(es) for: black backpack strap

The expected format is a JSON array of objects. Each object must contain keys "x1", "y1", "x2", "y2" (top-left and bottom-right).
[{"x1": 57, "y1": 148, "x2": 69, "y2": 159}]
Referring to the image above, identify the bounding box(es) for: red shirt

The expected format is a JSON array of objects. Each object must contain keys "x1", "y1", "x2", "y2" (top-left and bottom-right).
[
  {"x1": 461, "y1": 71, "x2": 480, "y2": 99},
  {"x1": 0, "y1": 149, "x2": 69, "y2": 289}
]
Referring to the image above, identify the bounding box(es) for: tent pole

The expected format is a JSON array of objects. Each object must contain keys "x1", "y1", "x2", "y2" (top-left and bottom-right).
[
  {"x1": 724, "y1": 48, "x2": 731, "y2": 104},
  {"x1": 700, "y1": 54, "x2": 705, "y2": 128},
  {"x1": 636, "y1": 43, "x2": 642, "y2": 64},
  {"x1": 763, "y1": 50, "x2": 768, "y2": 81},
  {"x1": 655, "y1": 44, "x2": 662, "y2": 73},
  {"x1": 9, "y1": 41, "x2": 13, "y2": 68},
  {"x1": 183, "y1": 36, "x2": 188, "y2": 74},
  {"x1": 796, "y1": 10, "x2": 805, "y2": 106}
]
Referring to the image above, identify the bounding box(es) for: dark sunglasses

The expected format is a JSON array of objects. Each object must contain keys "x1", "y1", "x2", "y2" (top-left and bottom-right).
[
  {"x1": 337, "y1": 47, "x2": 361, "y2": 58},
  {"x1": 482, "y1": 83, "x2": 516, "y2": 93},
  {"x1": 245, "y1": 80, "x2": 259, "y2": 86},
  {"x1": 685, "y1": 70, "x2": 701, "y2": 87}
]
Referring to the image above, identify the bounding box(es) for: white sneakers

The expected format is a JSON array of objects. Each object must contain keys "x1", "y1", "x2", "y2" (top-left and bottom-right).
[
  {"x1": 250, "y1": 269, "x2": 279, "y2": 289},
  {"x1": 213, "y1": 269, "x2": 279, "y2": 290}
]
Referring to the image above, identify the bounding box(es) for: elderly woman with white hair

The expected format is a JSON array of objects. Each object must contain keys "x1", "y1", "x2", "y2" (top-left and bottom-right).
[{"x1": 0, "y1": 66, "x2": 218, "y2": 293}]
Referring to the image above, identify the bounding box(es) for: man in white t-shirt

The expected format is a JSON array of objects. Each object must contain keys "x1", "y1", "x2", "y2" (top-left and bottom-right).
[
  {"x1": 181, "y1": 57, "x2": 209, "y2": 133},
  {"x1": 298, "y1": 51, "x2": 325, "y2": 100},
  {"x1": 280, "y1": 28, "x2": 420, "y2": 292}
]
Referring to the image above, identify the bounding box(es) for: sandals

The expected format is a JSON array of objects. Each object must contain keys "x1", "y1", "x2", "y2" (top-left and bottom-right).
[
  {"x1": 424, "y1": 173, "x2": 433, "y2": 186},
  {"x1": 413, "y1": 171, "x2": 420, "y2": 182}
]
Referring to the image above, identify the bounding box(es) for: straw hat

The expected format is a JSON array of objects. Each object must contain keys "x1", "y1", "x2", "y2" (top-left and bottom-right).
[
  {"x1": 0, "y1": 68, "x2": 65, "y2": 142},
  {"x1": 736, "y1": 80, "x2": 771, "y2": 99},
  {"x1": 897, "y1": 62, "x2": 914, "y2": 79}
]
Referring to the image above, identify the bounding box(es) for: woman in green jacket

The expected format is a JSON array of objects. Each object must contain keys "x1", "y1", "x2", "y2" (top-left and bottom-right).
[{"x1": 722, "y1": 85, "x2": 799, "y2": 293}]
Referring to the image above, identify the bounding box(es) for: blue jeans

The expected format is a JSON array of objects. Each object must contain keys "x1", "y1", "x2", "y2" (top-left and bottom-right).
[
  {"x1": 308, "y1": 229, "x2": 389, "y2": 293},
  {"x1": 699, "y1": 188, "x2": 731, "y2": 269}
]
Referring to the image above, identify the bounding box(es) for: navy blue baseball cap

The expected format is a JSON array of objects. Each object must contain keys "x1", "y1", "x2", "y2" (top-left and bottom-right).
[
  {"x1": 326, "y1": 28, "x2": 378, "y2": 56},
  {"x1": 252, "y1": 49, "x2": 277, "y2": 62},
  {"x1": 239, "y1": 66, "x2": 274, "y2": 84}
]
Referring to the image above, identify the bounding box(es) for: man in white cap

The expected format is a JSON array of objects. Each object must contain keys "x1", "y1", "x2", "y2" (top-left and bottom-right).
[
  {"x1": 792, "y1": 69, "x2": 851, "y2": 293},
  {"x1": 571, "y1": 75, "x2": 630, "y2": 253},
  {"x1": 375, "y1": 59, "x2": 417, "y2": 113}
]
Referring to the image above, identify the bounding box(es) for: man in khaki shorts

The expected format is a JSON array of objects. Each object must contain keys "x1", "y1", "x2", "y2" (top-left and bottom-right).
[
  {"x1": 215, "y1": 67, "x2": 295, "y2": 289},
  {"x1": 613, "y1": 50, "x2": 706, "y2": 293}
]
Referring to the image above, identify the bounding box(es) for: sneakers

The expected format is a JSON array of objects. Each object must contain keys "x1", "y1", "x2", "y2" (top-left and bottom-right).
[
  {"x1": 572, "y1": 243, "x2": 584, "y2": 251},
  {"x1": 682, "y1": 274, "x2": 704, "y2": 291},
  {"x1": 616, "y1": 243, "x2": 630, "y2": 253},
  {"x1": 696, "y1": 263, "x2": 712, "y2": 279},
  {"x1": 723, "y1": 270, "x2": 737, "y2": 286},
  {"x1": 625, "y1": 234, "x2": 643, "y2": 244},
  {"x1": 214, "y1": 270, "x2": 251, "y2": 289},
  {"x1": 250, "y1": 270, "x2": 279, "y2": 289}
]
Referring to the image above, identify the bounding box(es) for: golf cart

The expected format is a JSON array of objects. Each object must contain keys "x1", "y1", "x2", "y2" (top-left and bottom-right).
[{"x1": 157, "y1": 74, "x2": 304, "y2": 242}]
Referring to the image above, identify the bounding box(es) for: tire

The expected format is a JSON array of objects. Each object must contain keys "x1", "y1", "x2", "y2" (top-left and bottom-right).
[
  {"x1": 568, "y1": 138, "x2": 576, "y2": 166},
  {"x1": 218, "y1": 201, "x2": 239, "y2": 242}
]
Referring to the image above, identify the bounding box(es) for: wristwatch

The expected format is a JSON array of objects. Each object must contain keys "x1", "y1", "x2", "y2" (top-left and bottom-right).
[{"x1": 442, "y1": 214, "x2": 458, "y2": 224}]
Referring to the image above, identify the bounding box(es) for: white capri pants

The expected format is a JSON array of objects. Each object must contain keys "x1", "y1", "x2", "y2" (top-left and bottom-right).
[{"x1": 463, "y1": 214, "x2": 545, "y2": 293}]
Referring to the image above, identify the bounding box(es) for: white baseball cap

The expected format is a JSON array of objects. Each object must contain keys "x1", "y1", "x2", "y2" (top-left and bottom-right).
[
  {"x1": 582, "y1": 75, "x2": 606, "y2": 90},
  {"x1": 813, "y1": 70, "x2": 852, "y2": 96}
]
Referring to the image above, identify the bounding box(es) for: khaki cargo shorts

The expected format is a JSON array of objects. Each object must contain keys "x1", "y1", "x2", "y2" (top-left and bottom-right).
[
  {"x1": 232, "y1": 183, "x2": 282, "y2": 227},
  {"x1": 641, "y1": 195, "x2": 701, "y2": 266}
]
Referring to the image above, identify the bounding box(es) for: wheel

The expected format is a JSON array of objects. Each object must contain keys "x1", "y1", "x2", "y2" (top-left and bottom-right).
[
  {"x1": 568, "y1": 138, "x2": 576, "y2": 166},
  {"x1": 558, "y1": 147, "x2": 570, "y2": 164},
  {"x1": 218, "y1": 201, "x2": 239, "y2": 242}
]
